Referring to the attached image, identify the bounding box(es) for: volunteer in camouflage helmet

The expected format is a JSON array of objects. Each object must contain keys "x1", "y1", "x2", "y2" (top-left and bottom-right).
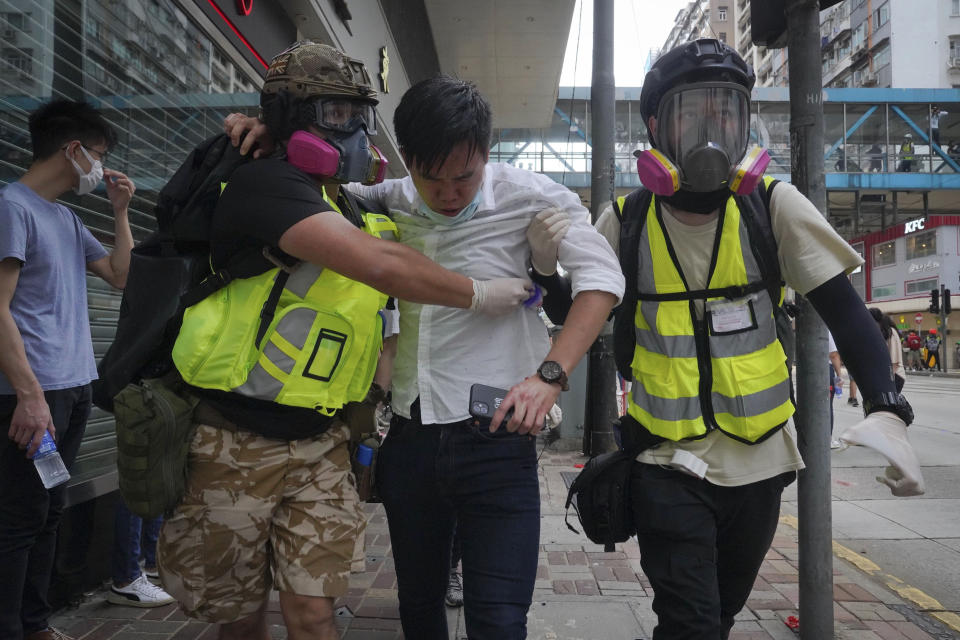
[{"x1": 157, "y1": 41, "x2": 533, "y2": 640}]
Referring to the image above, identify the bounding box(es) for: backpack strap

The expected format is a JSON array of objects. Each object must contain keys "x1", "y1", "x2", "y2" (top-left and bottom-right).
[
  {"x1": 613, "y1": 189, "x2": 653, "y2": 381},
  {"x1": 734, "y1": 178, "x2": 783, "y2": 308}
]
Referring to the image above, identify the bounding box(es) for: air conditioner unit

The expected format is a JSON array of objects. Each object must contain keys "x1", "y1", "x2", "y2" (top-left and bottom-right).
[
  {"x1": 948, "y1": 57, "x2": 960, "y2": 70},
  {"x1": 861, "y1": 71, "x2": 878, "y2": 86}
]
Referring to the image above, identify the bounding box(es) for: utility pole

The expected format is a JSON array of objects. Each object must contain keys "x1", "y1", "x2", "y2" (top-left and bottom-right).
[
  {"x1": 585, "y1": 0, "x2": 618, "y2": 455},
  {"x1": 940, "y1": 283, "x2": 948, "y2": 373},
  {"x1": 786, "y1": 0, "x2": 835, "y2": 637}
]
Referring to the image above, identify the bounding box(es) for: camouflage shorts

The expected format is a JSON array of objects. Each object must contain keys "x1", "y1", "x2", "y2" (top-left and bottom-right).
[{"x1": 157, "y1": 418, "x2": 363, "y2": 623}]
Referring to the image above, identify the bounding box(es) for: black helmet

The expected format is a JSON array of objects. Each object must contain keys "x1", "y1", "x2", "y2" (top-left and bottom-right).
[{"x1": 639, "y1": 39, "x2": 754, "y2": 128}]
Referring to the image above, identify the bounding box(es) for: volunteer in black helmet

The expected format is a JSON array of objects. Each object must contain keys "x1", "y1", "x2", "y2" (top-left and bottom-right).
[
  {"x1": 157, "y1": 41, "x2": 531, "y2": 640},
  {"x1": 529, "y1": 38, "x2": 924, "y2": 639}
]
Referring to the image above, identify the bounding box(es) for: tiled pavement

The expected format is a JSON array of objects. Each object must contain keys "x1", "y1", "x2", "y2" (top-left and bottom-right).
[{"x1": 51, "y1": 450, "x2": 960, "y2": 639}]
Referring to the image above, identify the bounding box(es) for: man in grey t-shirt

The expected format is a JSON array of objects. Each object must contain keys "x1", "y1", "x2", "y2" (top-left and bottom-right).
[{"x1": 0, "y1": 100, "x2": 134, "y2": 640}]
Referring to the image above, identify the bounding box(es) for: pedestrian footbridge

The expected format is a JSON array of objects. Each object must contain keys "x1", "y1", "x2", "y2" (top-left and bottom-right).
[{"x1": 488, "y1": 87, "x2": 960, "y2": 236}]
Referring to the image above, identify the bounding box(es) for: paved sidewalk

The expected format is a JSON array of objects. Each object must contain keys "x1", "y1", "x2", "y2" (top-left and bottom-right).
[{"x1": 51, "y1": 450, "x2": 960, "y2": 639}]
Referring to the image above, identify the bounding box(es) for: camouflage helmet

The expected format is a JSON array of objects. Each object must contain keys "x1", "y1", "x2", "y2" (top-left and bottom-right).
[{"x1": 262, "y1": 40, "x2": 377, "y2": 104}]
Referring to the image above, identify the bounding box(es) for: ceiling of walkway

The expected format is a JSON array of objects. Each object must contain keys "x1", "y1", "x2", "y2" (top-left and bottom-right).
[{"x1": 424, "y1": 0, "x2": 575, "y2": 129}]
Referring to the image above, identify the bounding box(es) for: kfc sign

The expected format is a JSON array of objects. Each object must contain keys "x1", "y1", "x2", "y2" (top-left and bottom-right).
[{"x1": 904, "y1": 218, "x2": 925, "y2": 234}]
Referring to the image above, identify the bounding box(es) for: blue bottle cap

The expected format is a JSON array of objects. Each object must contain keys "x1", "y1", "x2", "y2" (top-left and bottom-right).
[{"x1": 355, "y1": 444, "x2": 374, "y2": 466}]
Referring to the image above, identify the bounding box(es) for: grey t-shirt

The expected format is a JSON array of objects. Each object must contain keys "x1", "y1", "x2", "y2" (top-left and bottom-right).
[{"x1": 0, "y1": 181, "x2": 107, "y2": 393}]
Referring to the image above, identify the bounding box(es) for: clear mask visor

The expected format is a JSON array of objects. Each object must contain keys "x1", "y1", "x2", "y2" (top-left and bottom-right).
[
  {"x1": 311, "y1": 98, "x2": 377, "y2": 135},
  {"x1": 656, "y1": 83, "x2": 750, "y2": 169}
]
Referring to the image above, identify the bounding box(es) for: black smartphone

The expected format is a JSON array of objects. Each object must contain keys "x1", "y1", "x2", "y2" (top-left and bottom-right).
[{"x1": 469, "y1": 383, "x2": 513, "y2": 428}]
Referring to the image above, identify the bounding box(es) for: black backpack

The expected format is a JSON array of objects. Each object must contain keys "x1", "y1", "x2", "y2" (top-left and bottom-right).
[{"x1": 92, "y1": 134, "x2": 257, "y2": 411}]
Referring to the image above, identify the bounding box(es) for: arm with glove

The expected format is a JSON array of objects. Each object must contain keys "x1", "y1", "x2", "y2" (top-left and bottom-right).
[
  {"x1": 807, "y1": 274, "x2": 924, "y2": 496},
  {"x1": 527, "y1": 208, "x2": 575, "y2": 325}
]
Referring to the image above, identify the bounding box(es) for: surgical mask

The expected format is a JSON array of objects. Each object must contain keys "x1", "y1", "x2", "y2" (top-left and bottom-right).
[
  {"x1": 286, "y1": 128, "x2": 387, "y2": 185},
  {"x1": 67, "y1": 145, "x2": 103, "y2": 195},
  {"x1": 416, "y1": 188, "x2": 482, "y2": 226}
]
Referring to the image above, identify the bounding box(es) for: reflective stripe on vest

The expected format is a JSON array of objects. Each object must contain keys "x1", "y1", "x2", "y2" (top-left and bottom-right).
[
  {"x1": 620, "y1": 184, "x2": 794, "y2": 443},
  {"x1": 172, "y1": 197, "x2": 397, "y2": 415}
]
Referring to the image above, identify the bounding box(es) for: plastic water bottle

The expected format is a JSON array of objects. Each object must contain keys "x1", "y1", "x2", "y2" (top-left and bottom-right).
[
  {"x1": 835, "y1": 383, "x2": 843, "y2": 398},
  {"x1": 353, "y1": 443, "x2": 375, "y2": 501},
  {"x1": 34, "y1": 432, "x2": 70, "y2": 489}
]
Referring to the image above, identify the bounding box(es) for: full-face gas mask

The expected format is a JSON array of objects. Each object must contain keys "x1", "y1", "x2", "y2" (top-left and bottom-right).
[{"x1": 635, "y1": 81, "x2": 769, "y2": 197}]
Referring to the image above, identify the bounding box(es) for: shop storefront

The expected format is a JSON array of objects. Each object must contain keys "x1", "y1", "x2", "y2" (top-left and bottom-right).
[
  {"x1": 0, "y1": 0, "x2": 437, "y2": 603},
  {"x1": 851, "y1": 215, "x2": 959, "y2": 366}
]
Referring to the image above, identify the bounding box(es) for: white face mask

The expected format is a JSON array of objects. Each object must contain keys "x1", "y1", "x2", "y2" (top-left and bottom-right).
[
  {"x1": 416, "y1": 188, "x2": 483, "y2": 226},
  {"x1": 67, "y1": 145, "x2": 104, "y2": 195}
]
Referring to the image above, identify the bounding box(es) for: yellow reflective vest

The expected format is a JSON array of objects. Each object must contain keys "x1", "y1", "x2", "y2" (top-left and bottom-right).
[
  {"x1": 616, "y1": 181, "x2": 794, "y2": 443},
  {"x1": 172, "y1": 190, "x2": 397, "y2": 415}
]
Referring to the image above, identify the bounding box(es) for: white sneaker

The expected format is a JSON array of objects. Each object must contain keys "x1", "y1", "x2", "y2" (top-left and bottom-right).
[
  {"x1": 830, "y1": 439, "x2": 845, "y2": 450},
  {"x1": 107, "y1": 574, "x2": 175, "y2": 608}
]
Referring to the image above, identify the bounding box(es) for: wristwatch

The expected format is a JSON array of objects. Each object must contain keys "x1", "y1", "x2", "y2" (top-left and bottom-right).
[
  {"x1": 537, "y1": 360, "x2": 569, "y2": 391},
  {"x1": 862, "y1": 392, "x2": 914, "y2": 426}
]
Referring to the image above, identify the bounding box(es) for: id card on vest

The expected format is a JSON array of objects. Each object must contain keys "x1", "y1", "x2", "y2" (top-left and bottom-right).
[{"x1": 707, "y1": 297, "x2": 757, "y2": 334}]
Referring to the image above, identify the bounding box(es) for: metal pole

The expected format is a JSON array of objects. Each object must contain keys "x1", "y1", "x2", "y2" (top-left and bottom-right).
[
  {"x1": 785, "y1": 1, "x2": 835, "y2": 637},
  {"x1": 941, "y1": 283, "x2": 948, "y2": 373},
  {"x1": 585, "y1": 0, "x2": 618, "y2": 455}
]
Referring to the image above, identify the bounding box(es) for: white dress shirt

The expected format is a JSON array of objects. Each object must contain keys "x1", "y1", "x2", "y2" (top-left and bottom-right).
[{"x1": 350, "y1": 163, "x2": 624, "y2": 424}]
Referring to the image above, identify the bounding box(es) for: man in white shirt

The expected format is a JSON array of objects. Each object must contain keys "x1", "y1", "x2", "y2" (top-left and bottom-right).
[{"x1": 347, "y1": 75, "x2": 623, "y2": 640}]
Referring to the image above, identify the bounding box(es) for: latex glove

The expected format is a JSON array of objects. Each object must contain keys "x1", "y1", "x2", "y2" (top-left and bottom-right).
[
  {"x1": 470, "y1": 278, "x2": 535, "y2": 315},
  {"x1": 839, "y1": 411, "x2": 925, "y2": 497},
  {"x1": 526, "y1": 208, "x2": 571, "y2": 275}
]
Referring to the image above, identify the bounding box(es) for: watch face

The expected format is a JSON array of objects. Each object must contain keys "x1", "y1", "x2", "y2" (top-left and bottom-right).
[{"x1": 540, "y1": 361, "x2": 562, "y2": 380}]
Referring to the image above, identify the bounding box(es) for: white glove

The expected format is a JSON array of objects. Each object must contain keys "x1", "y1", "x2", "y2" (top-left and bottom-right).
[
  {"x1": 470, "y1": 278, "x2": 534, "y2": 315},
  {"x1": 839, "y1": 411, "x2": 925, "y2": 497},
  {"x1": 527, "y1": 208, "x2": 571, "y2": 275}
]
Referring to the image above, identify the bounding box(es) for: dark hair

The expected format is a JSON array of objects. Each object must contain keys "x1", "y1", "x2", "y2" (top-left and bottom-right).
[
  {"x1": 260, "y1": 90, "x2": 318, "y2": 143},
  {"x1": 28, "y1": 99, "x2": 118, "y2": 161},
  {"x1": 868, "y1": 307, "x2": 898, "y2": 341},
  {"x1": 394, "y1": 75, "x2": 491, "y2": 173}
]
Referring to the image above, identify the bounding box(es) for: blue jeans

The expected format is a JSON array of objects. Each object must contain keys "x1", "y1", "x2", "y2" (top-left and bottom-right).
[
  {"x1": 112, "y1": 500, "x2": 162, "y2": 585},
  {"x1": 376, "y1": 403, "x2": 540, "y2": 640}
]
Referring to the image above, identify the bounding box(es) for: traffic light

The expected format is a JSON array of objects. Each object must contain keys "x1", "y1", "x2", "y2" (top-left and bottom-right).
[
  {"x1": 751, "y1": 0, "x2": 846, "y2": 48},
  {"x1": 945, "y1": 289, "x2": 952, "y2": 315},
  {"x1": 929, "y1": 289, "x2": 940, "y2": 314}
]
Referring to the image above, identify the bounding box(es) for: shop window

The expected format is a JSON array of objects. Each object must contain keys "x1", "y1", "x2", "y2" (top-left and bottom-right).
[
  {"x1": 905, "y1": 230, "x2": 936, "y2": 259},
  {"x1": 872, "y1": 240, "x2": 896, "y2": 267},
  {"x1": 872, "y1": 284, "x2": 896, "y2": 299},
  {"x1": 905, "y1": 278, "x2": 938, "y2": 295}
]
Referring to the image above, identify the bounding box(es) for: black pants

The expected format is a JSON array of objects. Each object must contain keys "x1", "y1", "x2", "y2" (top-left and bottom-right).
[
  {"x1": 631, "y1": 462, "x2": 794, "y2": 640},
  {"x1": 377, "y1": 406, "x2": 539, "y2": 640},
  {"x1": 0, "y1": 385, "x2": 91, "y2": 639}
]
